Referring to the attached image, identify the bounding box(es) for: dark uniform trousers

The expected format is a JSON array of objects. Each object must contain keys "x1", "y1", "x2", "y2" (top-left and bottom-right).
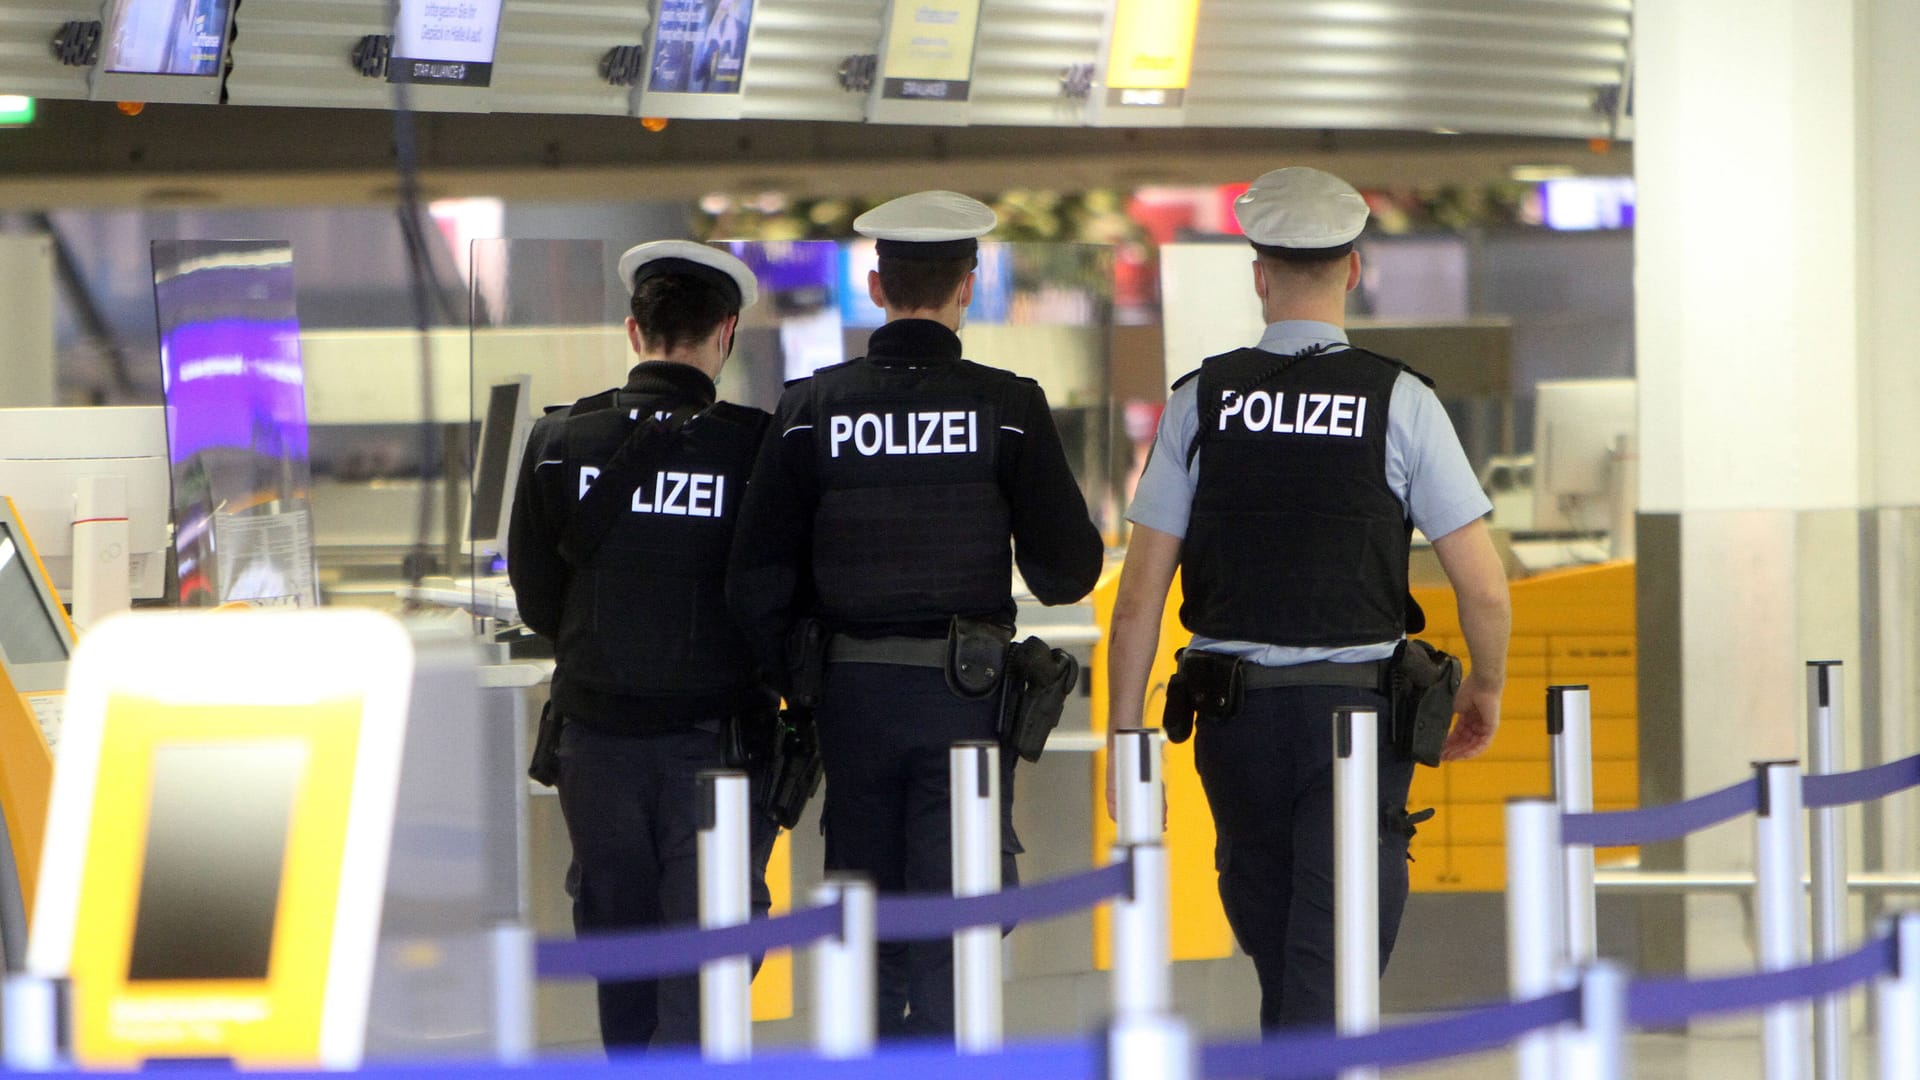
[
  {"x1": 1192, "y1": 683, "x2": 1416, "y2": 1032},
  {"x1": 555, "y1": 720, "x2": 777, "y2": 1050},
  {"x1": 813, "y1": 661, "x2": 1021, "y2": 1038}
]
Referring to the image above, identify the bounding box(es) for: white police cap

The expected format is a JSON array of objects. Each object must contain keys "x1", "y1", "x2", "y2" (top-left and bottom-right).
[
  {"x1": 1233, "y1": 167, "x2": 1369, "y2": 255},
  {"x1": 853, "y1": 190, "x2": 996, "y2": 260},
  {"x1": 616, "y1": 240, "x2": 759, "y2": 310}
]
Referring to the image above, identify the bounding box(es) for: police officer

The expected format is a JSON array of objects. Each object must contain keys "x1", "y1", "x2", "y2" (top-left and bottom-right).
[
  {"x1": 1105, "y1": 168, "x2": 1511, "y2": 1031},
  {"x1": 508, "y1": 241, "x2": 777, "y2": 1051},
  {"x1": 727, "y1": 191, "x2": 1104, "y2": 1037}
]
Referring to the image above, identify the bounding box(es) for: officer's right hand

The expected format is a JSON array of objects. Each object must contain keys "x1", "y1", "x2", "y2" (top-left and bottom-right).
[{"x1": 1441, "y1": 672, "x2": 1502, "y2": 761}]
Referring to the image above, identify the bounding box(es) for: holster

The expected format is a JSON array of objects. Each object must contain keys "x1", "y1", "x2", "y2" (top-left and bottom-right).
[
  {"x1": 1162, "y1": 668, "x2": 1196, "y2": 744},
  {"x1": 946, "y1": 615, "x2": 1014, "y2": 699},
  {"x1": 762, "y1": 707, "x2": 824, "y2": 831},
  {"x1": 722, "y1": 697, "x2": 781, "y2": 771},
  {"x1": 1390, "y1": 639, "x2": 1462, "y2": 767},
  {"x1": 998, "y1": 636, "x2": 1080, "y2": 762},
  {"x1": 786, "y1": 617, "x2": 830, "y2": 708},
  {"x1": 527, "y1": 700, "x2": 565, "y2": 788}
]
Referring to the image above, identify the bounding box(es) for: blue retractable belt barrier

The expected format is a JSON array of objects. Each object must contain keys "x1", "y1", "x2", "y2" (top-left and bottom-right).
[
  {"x1": 536, "y1": 902, "x2": 845, "y2": 981},
  {"x1": 1199, "y1": 989, "x2": 1581, "y2": 1079},
  {"x1": 1561, "y1": 776, "x2": 1761, "y2": 847},
  {"x1": 1626, "y1": 933, "x2": 1896, "y2": 1028},
  {"x1": 3, "y1": 1040, "x2": 1102, "y2": 1080},
  {"x1": 1803, "y1": 753, "x2": 1920, "y2": 809},
  {"x1": 536, "y1": 857, "x2": 1134, "y2": 981},
  {"x1": 874, "y1": 858, "x2": 1133, "y2": 943}
]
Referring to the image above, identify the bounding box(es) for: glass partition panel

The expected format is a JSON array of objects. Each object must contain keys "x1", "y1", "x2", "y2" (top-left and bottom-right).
[
  {"x1": 466, "y1": 240, "x2": 628, "y2": 609},
  {"x1": 152, "y1": 240, "x2": 320, "y2": 607}
]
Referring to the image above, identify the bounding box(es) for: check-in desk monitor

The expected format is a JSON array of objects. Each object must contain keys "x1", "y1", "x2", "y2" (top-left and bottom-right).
[{"x1": 464, "y1": 377, "x2": 531, "y2": 573}]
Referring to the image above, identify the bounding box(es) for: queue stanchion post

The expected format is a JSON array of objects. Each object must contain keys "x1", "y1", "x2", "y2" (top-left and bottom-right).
[
  {"x1": 697, "y1": 770, "x2": 752, "y2": 1062},
  {"x1": 810, "y1": 876, "x2": 876, "y2": 1059},
  {"x1": 950, "y1": 741, "x2": 1003, "y2": 1053},
  {"x1": 1, "y1": 975, "x2": 68, "y2": 1071},
  {"x1": 1506, "y1": 798, "x2": 1567, "y2": 1080},
  {"x1": 1112, "y1": 728, "x2": 1164, "y2": 846},
  {"x1": 1807, "y1": 661, "x2": 1849, "y2": 1080},
  {"x1": 1755, "y1": 760, "x2": 1813, "y2": 1080},
  {"x1": 1107, "y1": 841, "x2": 1189, "y2": 1080},
  {"x1": 1111, "y1": 844, "x2": 1170, "y2": 1017},
  {"x1": 1106, "y1": 1011, "x2": 1196, "y2": 1080},
  {"x1": 1333, "y1": 706, "x2": 1380, "y2": 1080},
  {"x1": 1549, "y1": 684, "x2": 1598, "y2": 965},
  {"x1": 1561, "y1": 961, "x2": 1628, "y2": 1080},
  {"x1": 489, "y1": 922, "x2": 535, "y2": 1063},
  {"x1": 1877, "y1": 913, "x2": 1920, "y2": 1080}
]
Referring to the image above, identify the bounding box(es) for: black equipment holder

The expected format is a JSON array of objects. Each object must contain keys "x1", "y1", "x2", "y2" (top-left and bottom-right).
[
  {"x1": 786, "y1": 617, "x2": 830, "y2": 707},
  {"x1": 1390, "y1": 639, "x2": 1462, "y2": 767},
  {"x1": 946, "y1": 616, "x2": 1014, "y2": 698},
  {"x1": 527, "y1": 699, "x2": 565, "y2": 787},
  {"x1": 763, "y1": 708, "x2": 824, "y2": 830},
  {"x1": 998, "y1": 636, "x2": 1079, "y2": 762},
  {"x1": 556, "y1": 397, "x2": 702, "y2": 567}
]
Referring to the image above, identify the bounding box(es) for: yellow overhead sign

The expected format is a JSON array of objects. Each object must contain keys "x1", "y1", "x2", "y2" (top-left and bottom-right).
[{"x1": 1105, "y1": 0, "x2": 1201, "y2": 93}]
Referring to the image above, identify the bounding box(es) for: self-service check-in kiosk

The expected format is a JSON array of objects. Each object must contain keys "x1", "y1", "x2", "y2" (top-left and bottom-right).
[{"x1": 0, "y1": 497, "x2": 77, "y2": 957}]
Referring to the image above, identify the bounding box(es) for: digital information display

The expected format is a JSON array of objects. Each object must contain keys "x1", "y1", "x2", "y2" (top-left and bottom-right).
[
  {"x1": 879, "y1": 0, "x2": 982, "y2": 103},
  {"x1": 649, "y1": 0, "x2": 756, "y2": 95},
  {"x1": 102, "y1": 0, "x2": 231, "y2": 77},
  {"x1": 1103, "y1": 0, "x2": 1200, "y2": 107},
  {"x1": 389, "y1": 0, "x2": 506, "y2": 87}
]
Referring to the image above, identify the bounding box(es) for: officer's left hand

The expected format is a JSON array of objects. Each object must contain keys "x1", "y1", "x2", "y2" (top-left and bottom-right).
[{"x1": 1440, "y1": 672, "x2": 1501, "y2": 761}]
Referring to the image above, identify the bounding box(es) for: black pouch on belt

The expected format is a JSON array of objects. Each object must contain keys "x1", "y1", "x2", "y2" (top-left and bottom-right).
[
  {"x1": 946, "y1": 615, "x2": 1014, "y2": 699},
  {"x1": 786, "y1": 617, "x2": 830, "y2": 708},
  {"x1": 1181, "y1": 650, "x2": 1245, "y2": 722},
  {"x1": 1161, "y1": 648, "x2": 1197, "y2": 744},
  {"x1": 527, "y1": 699, "x2": 564, "y2": 788},
  {"x1": 998, "y1": 636, "x2": 1080, "y2": 762},
  {"x1": 763, "y1": 707, "x2": 824, "y2": 830},
  {"x1": 1391, "y1": 639, "x2": 1463, "y2": 767}
]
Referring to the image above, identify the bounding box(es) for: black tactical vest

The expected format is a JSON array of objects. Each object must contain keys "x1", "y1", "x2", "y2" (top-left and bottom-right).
[
  {"x1": 807, "y1": 358, "x2": 1015, "y2": 625},
  {"x1": 551, "y1": 391, "x2": 770, "y2": 701},
  {"x1": 1179, "y1": 346, "x2": 1417, "y2": 647}
]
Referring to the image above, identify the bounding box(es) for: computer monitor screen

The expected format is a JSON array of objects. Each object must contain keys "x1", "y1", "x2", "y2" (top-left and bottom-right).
[
  {"x1": 0, "y1": 522, "x2": 67, "y2": 668},
  {"x1": 102, "y1": 0, "x2": 231, "y2": 75},
  {"x1": 1531, "y1": 378, "x2": 1636, "y2": 533},
  {"x1": 127, "y1": 741, "x2": 304, "y2": 981},
  {"x1": 467, "y1": 379, "x2": 528, "y2": 556}
]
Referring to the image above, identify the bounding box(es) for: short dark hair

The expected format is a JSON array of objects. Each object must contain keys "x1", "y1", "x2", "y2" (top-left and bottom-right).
[
  {"x1": 630, "y1": 273, "x2": 738, "y2": 352},
  {"x1": 875, "y1": 255, "x2": 976, "y2": 312},
  {"x1": 1256, "y1": 249, "x2": 1349, "y2": 287}
]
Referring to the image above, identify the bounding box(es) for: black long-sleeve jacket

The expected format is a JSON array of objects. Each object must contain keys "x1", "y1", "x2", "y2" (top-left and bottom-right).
[{"x1": 725, "y1": 318, "x2": 1104, "y2": 685}]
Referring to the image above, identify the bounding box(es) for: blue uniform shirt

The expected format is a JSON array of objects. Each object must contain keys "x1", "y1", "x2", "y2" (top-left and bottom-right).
[{"x1": 1127, "y1": 320, "x2": 1492, "y2": 667}]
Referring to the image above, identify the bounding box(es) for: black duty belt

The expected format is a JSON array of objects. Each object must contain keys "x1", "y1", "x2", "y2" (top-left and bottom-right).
[
  {"x1": 1238, "y1": 658, "x2": 1388, "y2": 691},
  {"x1": 827, "y1": 634, "x2": 946, "y2": 669}
]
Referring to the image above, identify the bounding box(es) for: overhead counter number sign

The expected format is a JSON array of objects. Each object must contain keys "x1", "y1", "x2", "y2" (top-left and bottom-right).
[
  {"x1": 390, "y1": 0, "x2": 506, "y2": 87},
  {"x1": 880, "y1": 1, "x2": 983, "y2": 103}
]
